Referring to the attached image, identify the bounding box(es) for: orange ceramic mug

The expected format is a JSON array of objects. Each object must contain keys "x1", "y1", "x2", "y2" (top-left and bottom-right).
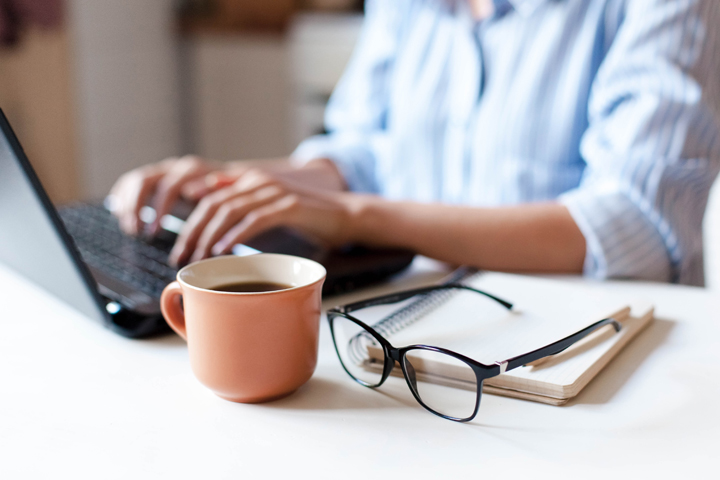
[{"x1": 161, "y1": 254, "x2": 326, "y2": 403}]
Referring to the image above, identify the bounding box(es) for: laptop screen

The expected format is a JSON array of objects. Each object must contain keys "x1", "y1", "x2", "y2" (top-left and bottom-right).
[{"x1": 0, "y1": 111, "x2": 107, "y2": 324}]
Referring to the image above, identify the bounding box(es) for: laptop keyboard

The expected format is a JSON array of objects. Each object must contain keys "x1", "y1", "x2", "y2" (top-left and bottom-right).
[{"x1": 59, "y1": 204, "x2": 177, "y2": 299}]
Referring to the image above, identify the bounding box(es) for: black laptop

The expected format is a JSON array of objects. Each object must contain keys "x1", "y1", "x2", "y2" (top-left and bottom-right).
[{"x1": 0, "y1": 109, "x2": 413, "y2": 338}]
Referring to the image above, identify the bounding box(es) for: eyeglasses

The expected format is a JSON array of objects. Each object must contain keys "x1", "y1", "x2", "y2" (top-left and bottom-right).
[{"x1": 327, "y1": 284, "x2": 621, "y2": 422}]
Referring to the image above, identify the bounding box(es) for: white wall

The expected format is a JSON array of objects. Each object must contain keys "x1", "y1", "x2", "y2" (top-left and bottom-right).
[
  {"x1": 288, "y1": 13, "x2": 363, "y2": 145},
  {"x1": 187, "y1": 13, "x2": 363, "y2": 162},
  {"x1": 187, "y1": 35, "x2": 292, "y2": 161},
  {"x1": 704, "y1": 179, "x2": 720, "y2": 290},
  {"x1": 68, "y1": 0, "x2": 183, "y2": 199},
  {"x1": 66, "y1": 5, "x2": 364, "y2": 199},
  {"x1": 0, "y1": 28, "x2": 78, "y2": 203}
]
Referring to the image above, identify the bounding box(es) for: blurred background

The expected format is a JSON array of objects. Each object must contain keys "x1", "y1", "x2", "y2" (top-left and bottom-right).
[
  {"x1": 0, "y1": 0, "x2": 363, "y2": 202},
  {"x1": 1, "y1": 0, "x2": 719, "y2": 289}
]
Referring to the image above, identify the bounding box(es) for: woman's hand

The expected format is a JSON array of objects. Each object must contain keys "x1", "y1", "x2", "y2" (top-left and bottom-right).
[
  {"x1": 109, "y1": 155, "x2": 345, "y2": 239},
  {"x1": 109, "y1": 155, "x2": 219, "y2": 236},
  {"x1": 168, "y1": 169, "x2": 361, "y2": 266}
]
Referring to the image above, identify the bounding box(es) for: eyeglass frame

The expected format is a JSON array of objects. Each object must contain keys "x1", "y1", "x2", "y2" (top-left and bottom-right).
[{"x1": 327, "y1": 284, "x2": 622, "y2": 422}]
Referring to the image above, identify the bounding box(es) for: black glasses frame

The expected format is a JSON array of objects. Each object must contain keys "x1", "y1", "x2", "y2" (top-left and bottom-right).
[{"x1": 327, "y1": 284, "x2": 622, "y2": 422}]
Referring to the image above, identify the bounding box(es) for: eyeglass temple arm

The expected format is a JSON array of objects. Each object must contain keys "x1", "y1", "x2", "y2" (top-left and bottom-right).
[
  {"x1": 336, "y1": 284, "x2": 513, "y2": 315},
  {"x1": 499, "y1": 317, "x2": 622, "y2": 373}
]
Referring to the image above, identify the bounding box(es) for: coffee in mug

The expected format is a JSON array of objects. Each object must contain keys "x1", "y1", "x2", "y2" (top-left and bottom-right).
[
  {"x1": 209, "y1": 281, "x2": 292, "y2": 293},
  {"x1": 161, "y1": 254, "x2": 326, "y2": 403}
]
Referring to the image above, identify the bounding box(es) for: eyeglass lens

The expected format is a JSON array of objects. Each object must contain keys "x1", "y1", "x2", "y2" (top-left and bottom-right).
[
  {"x1": 402, "y1": 348, "x2": 480, "y2": 420},
  {"x1": 331, "y1": 313, "x2": 482, "y2": 420},
  {"x1": 330, "y1": 315, "x2": 386, "y2": 387}
]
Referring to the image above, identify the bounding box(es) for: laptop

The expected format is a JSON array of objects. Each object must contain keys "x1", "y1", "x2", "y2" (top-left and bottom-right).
[{"x1": 0, "y1": 109, "x2": 414, "y2": 338}]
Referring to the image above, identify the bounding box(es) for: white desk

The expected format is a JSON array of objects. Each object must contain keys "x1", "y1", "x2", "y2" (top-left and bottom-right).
[{"x1": 1, "y1": 259, "x2": 719, "y2": 479}]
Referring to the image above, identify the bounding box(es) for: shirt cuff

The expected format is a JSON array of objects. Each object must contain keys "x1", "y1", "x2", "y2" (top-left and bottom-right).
[
  {"x1": 559, "y1": 188, "x2": 672, "y2": 282},
  {"x1": 291, "y1": 134, "x2": 379, "y2": 193}
]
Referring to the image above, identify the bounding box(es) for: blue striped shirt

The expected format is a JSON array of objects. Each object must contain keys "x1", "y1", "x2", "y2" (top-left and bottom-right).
[{"x1": 292, "y1": 0, "x2": 720, "y2": 285}]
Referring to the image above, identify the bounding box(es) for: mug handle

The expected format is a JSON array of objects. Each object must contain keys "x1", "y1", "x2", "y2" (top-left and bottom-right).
[{"x1": 160, "y1": 281, "x2": 187, "y2": 341}]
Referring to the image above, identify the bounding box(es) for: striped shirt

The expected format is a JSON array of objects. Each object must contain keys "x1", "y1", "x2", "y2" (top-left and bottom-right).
[{"x1": 292, "y1": 0, "x2": 720, "y2": 285}]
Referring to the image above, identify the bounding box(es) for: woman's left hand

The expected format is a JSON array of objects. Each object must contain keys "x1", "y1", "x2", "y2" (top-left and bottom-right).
[{"x1": 168, "y1": 169, "x2": 361, "y2": 266}]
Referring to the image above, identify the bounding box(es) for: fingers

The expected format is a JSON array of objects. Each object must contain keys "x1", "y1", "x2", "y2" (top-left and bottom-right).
[
  {"x1": 111, "y1": 165, "x2": 166, "y2": 235},
  {"x1": 149, "y1": 156, "x2": 210, "y2": 235},
  {"x1": 180, "y1": 165, "x2": 267, "y2": 201},
  {"x1": 168, "y1": 176, "x2": 281, "y2": 266},
  {"x1": 109, "y1": 155, "x2": 212, "y2": 236},
  {"x1": 167, "y1": 168, "x2": 351, "y2": 266},
  {"x1": 180, "y1": 172, "x2": 241, "y2": 201},
  {"x1": 188, "y1": 186, "x2": 285, "y2": 263},
  {"x1": 211, "y1": 195, "x2": 301, "y2": 256},
  {"x1": 169, "y1": 187, "x2": 240, "y2": 266}
]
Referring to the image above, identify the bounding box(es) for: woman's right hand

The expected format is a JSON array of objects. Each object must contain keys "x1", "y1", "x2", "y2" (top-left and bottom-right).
[{"x1": 109, "y1": 155, "x2": 217, "y2": 236}]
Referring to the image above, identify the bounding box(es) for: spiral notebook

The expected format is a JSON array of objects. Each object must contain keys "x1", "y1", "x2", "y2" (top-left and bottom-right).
[{"x1": 362, "y1": 269, "x2": 654, "y2": 406}]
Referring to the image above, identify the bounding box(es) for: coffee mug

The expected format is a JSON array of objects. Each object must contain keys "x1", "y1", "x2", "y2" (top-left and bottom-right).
[{"x1": 160, "y1": 254, "x2": 326, "y2": 403}]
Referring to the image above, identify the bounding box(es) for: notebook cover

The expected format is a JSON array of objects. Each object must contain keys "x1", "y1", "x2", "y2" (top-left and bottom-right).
[{"x1": 360, "y1": 272, "x2": 654, "y2": 403}]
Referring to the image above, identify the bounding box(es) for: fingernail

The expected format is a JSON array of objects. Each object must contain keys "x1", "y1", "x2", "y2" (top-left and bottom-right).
[
  {"x1": 193, "y1": 248, "x2": 207, "y2": 261},
  {"x1": 168, "y1": 248, "x2": 180, "y2": 267},
  {"x1": 211, "y1": 243, "x2": 225, "y2": 256}
]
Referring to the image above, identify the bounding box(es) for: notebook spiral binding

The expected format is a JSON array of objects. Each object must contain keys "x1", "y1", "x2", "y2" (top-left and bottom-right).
[{"x1": 370, "y1": 266, "x2": 482, "y2": 339}]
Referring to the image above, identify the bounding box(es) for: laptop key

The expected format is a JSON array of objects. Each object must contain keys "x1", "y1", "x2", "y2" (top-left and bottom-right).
[{"x1": 60, "y1": 204, "x2": 178, "y2": 299}]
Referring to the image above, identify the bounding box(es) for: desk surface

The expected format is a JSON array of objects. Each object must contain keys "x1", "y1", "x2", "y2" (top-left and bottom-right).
[{"x1": 1, "y1": 258, "x2": 718, "y2": 479}]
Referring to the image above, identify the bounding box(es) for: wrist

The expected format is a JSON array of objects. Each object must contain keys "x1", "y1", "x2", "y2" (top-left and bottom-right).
[
  {"x1": 341, "y1": 194, "x2": 384, "y2": 246},
  {"x1": 288, "y1": 157, "x2": 347, "y2": 192}
]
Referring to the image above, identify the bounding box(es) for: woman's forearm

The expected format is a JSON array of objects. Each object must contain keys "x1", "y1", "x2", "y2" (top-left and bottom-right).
[{"x1": 348, "y1": 197, "x2": 586, "y2": 273}]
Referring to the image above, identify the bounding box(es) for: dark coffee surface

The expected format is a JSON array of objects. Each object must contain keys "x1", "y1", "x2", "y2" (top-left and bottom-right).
[{"x1": 210, "y1": 281, "x2": 293, "y2": 293}]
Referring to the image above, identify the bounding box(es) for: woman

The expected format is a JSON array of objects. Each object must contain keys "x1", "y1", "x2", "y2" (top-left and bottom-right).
[{"x1": 111, "y1": 0, "x2": 720, "y2": 285}]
